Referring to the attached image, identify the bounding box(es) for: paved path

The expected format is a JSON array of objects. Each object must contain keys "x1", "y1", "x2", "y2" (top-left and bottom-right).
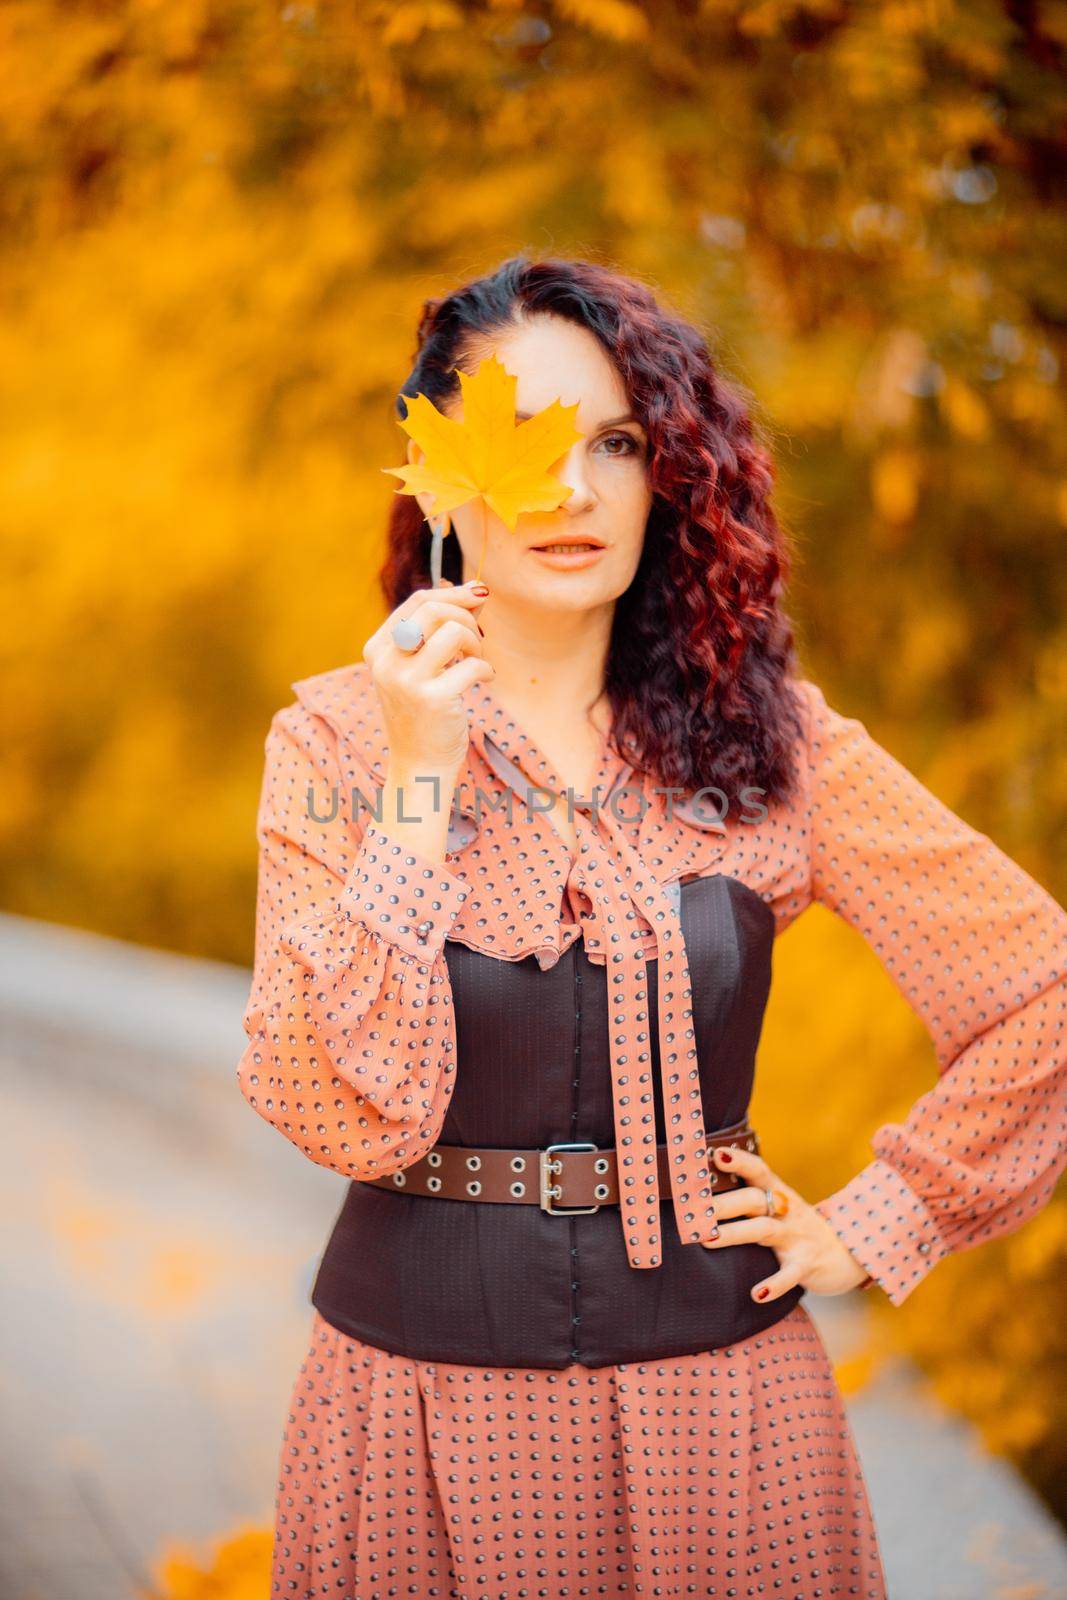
[{"x1": 1, "y1": 911, "x2": 1065, "y2": 1599}]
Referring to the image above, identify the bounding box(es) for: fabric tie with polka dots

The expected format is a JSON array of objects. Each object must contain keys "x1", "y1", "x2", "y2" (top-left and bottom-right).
[{"x1": 569, "y1": 797, "x2": 721, "y2": 1269}]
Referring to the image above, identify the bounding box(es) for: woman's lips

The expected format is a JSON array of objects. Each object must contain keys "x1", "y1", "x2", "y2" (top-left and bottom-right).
[{"x1": 528, "y1": 542, "x2": 606, "y2": 569}]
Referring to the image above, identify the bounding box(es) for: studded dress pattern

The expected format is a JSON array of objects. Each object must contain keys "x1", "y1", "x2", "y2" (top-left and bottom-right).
[
  {"x1": 237, "y1": 663, "x2": 1067, "y2": 1600},
  {"x1": 276, "y1": 1303, "x2": 885, "y2": 1600}
]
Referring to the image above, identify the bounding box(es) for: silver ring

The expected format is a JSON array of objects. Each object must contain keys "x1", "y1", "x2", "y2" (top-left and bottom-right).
[
  {"x1": 764, "y1": 1188, "x2": 774, "y2": 1216},
  {"x1": 391, "y1": 616, "x2": 425, "y2": 653}
]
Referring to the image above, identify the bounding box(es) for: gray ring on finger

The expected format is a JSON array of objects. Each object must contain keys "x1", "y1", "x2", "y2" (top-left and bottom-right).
[{"x1": 391, "y1": 616, "x2": 425, "y2": 653}]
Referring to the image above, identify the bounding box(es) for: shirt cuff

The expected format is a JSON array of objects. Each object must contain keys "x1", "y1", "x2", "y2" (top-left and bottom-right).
[
  {"x1": 813, "y1": 1156, "x2": 953, "y2": 1307},
  {"x1": 341, "y1": 818, "x2": 472, "y2": 960}
]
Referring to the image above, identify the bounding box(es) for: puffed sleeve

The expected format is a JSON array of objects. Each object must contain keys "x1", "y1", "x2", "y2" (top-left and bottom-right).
[
  {"x1": 236, "y1": 699, "x2": 472, "y2": 1180},
  {"x1": 793, "y1": 677, "x2": 1067, "y2": 1306}
]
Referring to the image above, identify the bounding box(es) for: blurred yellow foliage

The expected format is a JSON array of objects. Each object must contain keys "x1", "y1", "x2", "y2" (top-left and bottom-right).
[
  {"x1": 870, "y1": 446, "x2": 921, "y2": 523},
  {"x1": 142, "y1": 1528, "x2": 272, "y2": 1600},
  {"x1": 2, "y1": 0, "x2": 1064, "y2": 1527}
]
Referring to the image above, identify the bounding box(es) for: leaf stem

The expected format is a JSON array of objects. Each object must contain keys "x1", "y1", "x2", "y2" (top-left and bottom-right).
[
  {"x1": 429, "y1": 517, "x2": 444, "y2": 587},
  {"x1": 475, "y1": 499, "x2": 488, "y2": 583}
]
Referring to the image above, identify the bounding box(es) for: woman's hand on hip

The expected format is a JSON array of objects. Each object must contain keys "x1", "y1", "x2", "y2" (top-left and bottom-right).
[{"x1": 700, "y1": 1143, "x2": 873, "y2": 1301}]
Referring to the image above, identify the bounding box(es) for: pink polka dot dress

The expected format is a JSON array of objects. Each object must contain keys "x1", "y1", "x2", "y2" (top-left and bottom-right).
[{"x1": 237, "y1": 663, "x2": 1067, "y2": 1599}]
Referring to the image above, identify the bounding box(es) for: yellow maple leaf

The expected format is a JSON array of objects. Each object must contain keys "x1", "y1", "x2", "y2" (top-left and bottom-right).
[{"x1": 381, "y1": 353, "x2": 584, "y2": 533}]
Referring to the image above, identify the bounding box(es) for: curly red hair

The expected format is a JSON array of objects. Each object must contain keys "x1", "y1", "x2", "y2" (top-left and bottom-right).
[{"x1": 380, "y1": 254, "x2": 805, "y2": 811}]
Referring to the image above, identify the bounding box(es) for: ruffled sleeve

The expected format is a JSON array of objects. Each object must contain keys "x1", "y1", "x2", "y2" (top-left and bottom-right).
[
  {"x1": 795, "y1": 678, "x2": 1067, "y2": 1306},
  {"x1": 236, "y1": 701, "x2": 471, "y2": 1180}
]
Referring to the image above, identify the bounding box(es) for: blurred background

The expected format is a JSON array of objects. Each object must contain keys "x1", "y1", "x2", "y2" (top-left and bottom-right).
[{"x1": 2, "y1": 1, "x2": 1065, "y2": 1595}]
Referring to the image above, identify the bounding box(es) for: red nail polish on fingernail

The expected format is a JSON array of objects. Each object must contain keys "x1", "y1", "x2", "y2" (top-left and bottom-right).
[
  {"x1": 755, "y1": 1286, "x2": 769, "y2": 1300},
  {"x1": 471, "y1": 584, "x2": 490, "y2": 595},
  {"x1": 718, "y1": 1149, "x2": 732, "y2": 1164}
]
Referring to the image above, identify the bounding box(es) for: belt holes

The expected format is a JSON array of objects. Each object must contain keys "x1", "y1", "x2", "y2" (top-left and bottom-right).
[
  {"x1": 427, "y1": 1152, "x2": 442, "y2": 1167},
  {"x1": 594, "y1": 1157, "x2": 610, "y2": 1174},
  {"x1": 594, "y1": 1183, "x2": 609, "y2": 1200},
  {"x1": 510, "y1": 1181, "x2": 526, "y2": 1197},
  {"x1": 510, "y1": 1156, "x2": 526, "y2": 1172},
  {"x1": 392, "y1": 1172, "x2": 406, "y2": 1186},
  {"x1": 466, "y1": 1155, "x2": 482, "y2": 1171},
  {"x1": 467, "y1": 1179, "x2": 482, "y2": 1196},
  {"x1": 427, "y1": 1175, "x2": 442, "y2": 1192}
]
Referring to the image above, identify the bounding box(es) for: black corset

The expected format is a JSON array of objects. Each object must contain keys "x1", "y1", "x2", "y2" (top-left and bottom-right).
[{"x1": 310, "y1": 873, "x2": 806, "y2": 1367}]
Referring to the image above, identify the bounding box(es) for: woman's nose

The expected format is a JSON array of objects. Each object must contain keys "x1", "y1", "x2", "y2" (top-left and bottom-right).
[{"x1": 555, "y1": 447, "x2": 596, "y2": 508}]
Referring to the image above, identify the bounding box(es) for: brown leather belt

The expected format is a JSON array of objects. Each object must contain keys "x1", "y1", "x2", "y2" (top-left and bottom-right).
[{"x1": 363, "y1": 1117, "x2": 759, "y2": 1213}]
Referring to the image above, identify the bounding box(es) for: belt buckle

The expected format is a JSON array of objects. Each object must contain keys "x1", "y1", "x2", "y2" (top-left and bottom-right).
[{"x1": 539, "y1": 1141, "x2": 600, "y2": 1214}]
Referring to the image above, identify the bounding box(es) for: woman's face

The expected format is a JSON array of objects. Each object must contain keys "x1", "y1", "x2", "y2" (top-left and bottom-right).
[{"x1": 408, "y1": 313, "x2": 653, "y2": 613}]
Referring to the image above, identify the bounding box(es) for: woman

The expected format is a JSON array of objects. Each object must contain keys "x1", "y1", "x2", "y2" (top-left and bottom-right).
[{"x1": 237, "y1": 255, "x2": 1067, "y2": 1599}]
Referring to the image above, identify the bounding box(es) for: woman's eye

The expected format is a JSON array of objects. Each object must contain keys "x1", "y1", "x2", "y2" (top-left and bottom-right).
[{"x1": 598, "y1": 433, "x2": 640, "y2": 457}]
